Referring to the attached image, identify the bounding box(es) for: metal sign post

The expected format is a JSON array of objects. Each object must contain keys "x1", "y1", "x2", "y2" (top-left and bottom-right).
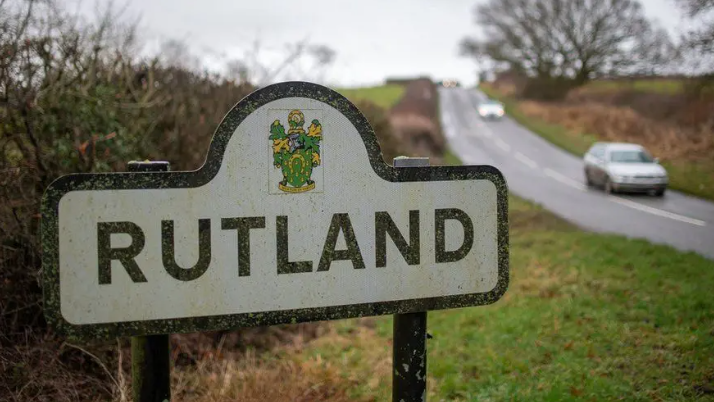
[
  {"x1": 392, "y1": 157, "x2": 429, "y2": 402},
  {"x1": 40, "y1": 81, "x2": 509, "y2": 399},
  {"x1": 127, "y1": 161, "x2": 172, "y2": 402}
]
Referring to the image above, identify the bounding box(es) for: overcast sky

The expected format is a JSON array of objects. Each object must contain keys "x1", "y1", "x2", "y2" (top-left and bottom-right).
[{"x1": 74, "y1": 0, "x2": 685, "y2": 87}]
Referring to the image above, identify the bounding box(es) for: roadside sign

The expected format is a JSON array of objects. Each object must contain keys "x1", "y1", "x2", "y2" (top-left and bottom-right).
[{"x1": 41, "y1": 82, "x2": 509, "y2": 340}]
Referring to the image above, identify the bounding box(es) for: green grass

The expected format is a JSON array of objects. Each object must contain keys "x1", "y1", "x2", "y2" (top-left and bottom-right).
[
  {"x1": 662, "y1": 159, "x2": 714, "y2": 200},
  {"x1": 300, "y1": 152, "x2": 714, "y2": 401},
  {"x1": 480, "y1": 84, "x2": 714, "y2": 201},
  {"x1": 336, "y1": 85, "x2": 406, "y2": 109},
  {"x1": 443, "y1": 149, "x2": 463, "y2": 166},
  {"x1": 423, "y1": 222, "x2": 714, "y2": 401}
]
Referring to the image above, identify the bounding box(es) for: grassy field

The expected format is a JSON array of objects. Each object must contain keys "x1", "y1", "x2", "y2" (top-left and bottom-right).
[
  {"x1": 293, "y1": 191, "x2": 714, "y2": 401},
  {"x1": 480, "y1": 84, "x2": 714, "y2": 201},
  {"x1": 336, "y1": 84, "x2": 406, "y2": 109},
  {"x1": 290, "y1": 151, "x2": 714, "y2": 401}
]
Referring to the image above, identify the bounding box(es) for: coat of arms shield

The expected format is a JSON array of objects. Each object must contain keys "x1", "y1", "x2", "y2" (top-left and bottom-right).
[{"x1": 269, "y1": 109, "x2": 323, "y2": 193}]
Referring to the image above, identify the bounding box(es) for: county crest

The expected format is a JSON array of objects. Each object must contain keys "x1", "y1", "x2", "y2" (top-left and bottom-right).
[{"x1": 269, "y1": 110, "x2": 322, "y2": 193}]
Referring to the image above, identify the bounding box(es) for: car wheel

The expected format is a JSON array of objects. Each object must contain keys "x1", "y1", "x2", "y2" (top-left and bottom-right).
[
  {"x1": 585, "y1": 170, "x2": 594, "y2": 187},
  {"x1": 604, "y1": 178, "x2": 615, "y2": 194},
  {"x1": 654, "y1": 189, "x2": 665, "y2": 197}
]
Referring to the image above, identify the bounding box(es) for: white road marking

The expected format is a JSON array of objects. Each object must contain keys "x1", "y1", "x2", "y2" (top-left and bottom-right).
[
  {"x1": 543, "y1": 168, "x2": 707, "y2": 226},
  {"x1": 543, "y1": 168, "x2": 586, "y2": 191},
  {"x1": 443, "y1": 115, "x2": 456, "y2": 139},
  {"x1": 609, "y1": 196, "x2": 707, "y2": 227},
  {"x1": 494, "y1": 138, "x2": 511, "y2": 152},
  {"x1": 514, "y1": 152, "x2": 538, "y2": 169},
  {"x1": 444, "y1": 89, "x2": 709, "y2": 229}
]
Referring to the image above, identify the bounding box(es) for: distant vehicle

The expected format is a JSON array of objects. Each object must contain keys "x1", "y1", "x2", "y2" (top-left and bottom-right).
[
  {"x1": 441, "y1": 80, "x2": 460, "y2": 88},
  {"x1": 477, "y1": 99, "x2": 505, "y2": 120},
  {"x1": 584, "y1": 142, "x2": 668, "y2": 196}
]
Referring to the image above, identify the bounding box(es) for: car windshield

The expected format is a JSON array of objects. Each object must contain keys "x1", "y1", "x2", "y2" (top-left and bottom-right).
[
  {"x1": 609, "y1": 150, "x2": 654, "y2": 163},
  {"x1": 481, "y1": 100, "x2": 501, "y2": 106}
]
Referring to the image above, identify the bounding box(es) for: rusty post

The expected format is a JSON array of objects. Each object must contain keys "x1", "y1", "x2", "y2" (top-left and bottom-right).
[
  {"x1": 392, "y1": 156, "x2": 429, "y2": 402},
  {"x1": 128, "y1": 161, "x2": 171, "y2": 402}
]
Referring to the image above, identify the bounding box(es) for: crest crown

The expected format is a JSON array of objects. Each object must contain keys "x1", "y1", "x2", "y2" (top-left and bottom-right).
[{"x1": 288, "y1": 110, "x2": 305, "y2": 134}]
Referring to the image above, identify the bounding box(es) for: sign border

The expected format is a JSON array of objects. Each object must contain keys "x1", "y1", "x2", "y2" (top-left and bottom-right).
[{"x1": 41, "y1": 81, "x2": 509, "y2": 340}]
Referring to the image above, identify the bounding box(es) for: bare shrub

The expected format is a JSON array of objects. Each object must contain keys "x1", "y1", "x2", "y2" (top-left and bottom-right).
[
  {"x1": 0, "y1": 2, "x2": 403, "y2": 400},
  {"x1": 171, "y1": 319, "x2": 389, "y2": 402},
  {"x1": 351, "y1": 99, "x2": 402, "y2": 164},
  {"x1": 519, "y1": 77, "x2": 578, "y2": 101},
  {"x1": 389, "y1": 79, "x2": 446, "y2": 161},
  {"x1": 173, "y1": 351, "x2": 355, "y2": 402},
  {"x1": 567, "y1": 84, "x2": 714, "y2": 129},
  {"x1": 171, "y1": 323, "x2": 329, "y2": 367},
  {"x1": 518, "y1": 101, "x2": 714, "y2": 161},
  {"x1": 390, "y1": 113, "x2": 444, "y2": 162},
  {"x1": 0, "y1": 0, "x2": 255, "y2": 340}
]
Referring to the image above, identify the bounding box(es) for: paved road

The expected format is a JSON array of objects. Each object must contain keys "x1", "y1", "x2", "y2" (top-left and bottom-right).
[{"x1": 439, "y1": 87, "x2": 714, "y2": 259}]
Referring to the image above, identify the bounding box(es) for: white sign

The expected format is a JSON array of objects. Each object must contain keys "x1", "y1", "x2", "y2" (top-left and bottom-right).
[{"x1": 42, "y1": 82, "x2": 508, "y2": 339}]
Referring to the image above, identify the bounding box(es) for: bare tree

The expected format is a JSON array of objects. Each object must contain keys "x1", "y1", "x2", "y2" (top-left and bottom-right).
[
  {"x1": 160, "y1": 39, "x2": 201, "y2": 71},
  {"x1": 674, "y1": 0, "x2": 714, "y2": 93},
  {"x1": 676, "y1": 0, "x2": 713, "y2": 65},
  {"x1": 223, "y1": 40, "x2": 336, "y2": 87},
  {"x1": 461, "y1": 0, "x2": 673, "y2": 86}
]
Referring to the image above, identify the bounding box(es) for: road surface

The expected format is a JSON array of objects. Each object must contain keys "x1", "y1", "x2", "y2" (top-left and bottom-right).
[{"x1": 439, "y1": 87, "x2": 714, "y2": 260}]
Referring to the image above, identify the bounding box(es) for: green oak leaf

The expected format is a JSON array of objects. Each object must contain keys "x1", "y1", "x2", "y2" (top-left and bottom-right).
[
  {"x1": 300, "y1": 133, "x2": 320, "y2": 154},
  {"x1": 269, "y1": 120, "x2": 286, "y2": 140}
]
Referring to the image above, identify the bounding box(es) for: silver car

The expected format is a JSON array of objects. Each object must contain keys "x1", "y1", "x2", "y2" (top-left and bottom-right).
[
  {"x1": 583, "y1": 142, "x2": 668, "y2": 196},
  {"x1": 477, "y1": 99, "x2": 505, "y2": 120}
]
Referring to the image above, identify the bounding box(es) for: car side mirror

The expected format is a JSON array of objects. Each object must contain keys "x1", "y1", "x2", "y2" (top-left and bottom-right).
[{"x1": 653, "y1": 157, "x2": 660, "y2": 164}]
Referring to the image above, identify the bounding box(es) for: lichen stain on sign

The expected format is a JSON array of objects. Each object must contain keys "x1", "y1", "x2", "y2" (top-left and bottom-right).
[{"x1": 41, "y1": 81, "x2": 509, "y2": 340}]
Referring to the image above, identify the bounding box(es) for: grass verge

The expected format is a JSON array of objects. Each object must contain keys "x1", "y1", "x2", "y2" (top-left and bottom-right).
[
  {"x1": 480, "y1": 84, "x2": 714, "y2": 201},
  {"x1": 336, "y1": 85, "x2": 406, "y2": 109},
  {"x1": 290, "y1": 152, "x2": 714, "y2": 401},
  {"x1": 167, "y1": 151, "x2": 713, "y2": 401}
]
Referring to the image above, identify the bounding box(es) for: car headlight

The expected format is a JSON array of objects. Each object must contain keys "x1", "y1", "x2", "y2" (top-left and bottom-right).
[
  {"x1": 497, "y1": 110, "x2": 504, "y2": 116},
  {"x1": 610, "y1": 175, "x2": 626, "y2": 183}
]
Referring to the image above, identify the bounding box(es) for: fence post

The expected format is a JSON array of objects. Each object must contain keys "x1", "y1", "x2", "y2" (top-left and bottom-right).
[
  {"x1": 127, "y1": 160, "x2": 172, "y2": 402},
  {"x1": 392, "y1": 156, "x2": 429, "y2": 402}
]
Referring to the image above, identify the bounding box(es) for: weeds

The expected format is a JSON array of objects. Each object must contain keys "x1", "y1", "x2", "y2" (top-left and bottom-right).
[{"x1": 517, "y1": 101, "x2": 713, "y2": 161}]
